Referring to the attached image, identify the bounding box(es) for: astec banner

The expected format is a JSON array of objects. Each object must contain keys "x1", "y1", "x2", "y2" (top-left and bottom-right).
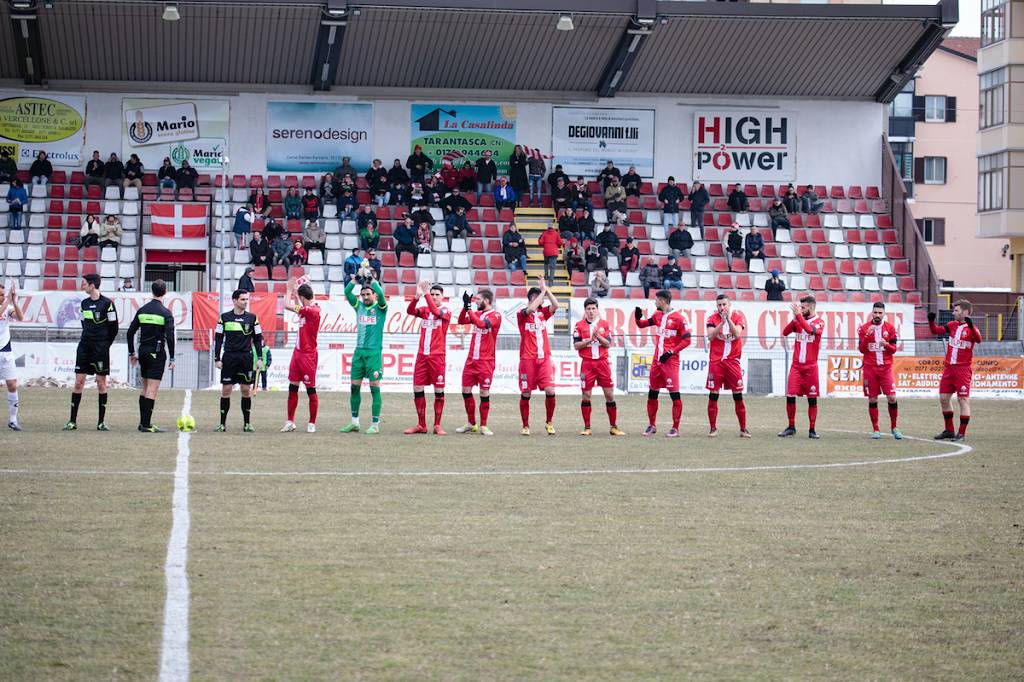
[
  {"x1": 122, "y1": 97, "x2": 230, "y2": 171},
  {"x1": 410, "y1": 104, "x2": 517, "y2": 176},
  {"x1": 551, "y1": 107, "x2": 655, "y2": 177},
  {"x1": 693, "y1": 110, "x2": 796, "y2": 182},
  {"x1": 266, "y1": 101, "x2": 373, "y2": 172},
  {"x1": 0, "y1": 93, "x2": 87, "y2": 166}
]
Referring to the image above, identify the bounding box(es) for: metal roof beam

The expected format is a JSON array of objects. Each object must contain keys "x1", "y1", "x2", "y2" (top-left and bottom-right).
[
  {"x1": 596, "y1": 3, "x2": 656, "y2": 98},
  {"x1": 873, "y1": 0, "x2": 956, "y2": 103},
  {"x1": 310, "y1": 2, "x2": 347, "y2": 91},
  {"x1": 7, "y1": 0, "x2": 45, "y2": 85}
]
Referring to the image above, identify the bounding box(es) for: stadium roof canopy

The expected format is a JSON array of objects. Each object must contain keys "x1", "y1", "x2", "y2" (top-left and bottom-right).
[{"x1": 1, "y1": 0, "x2": 957, "y2": 103}]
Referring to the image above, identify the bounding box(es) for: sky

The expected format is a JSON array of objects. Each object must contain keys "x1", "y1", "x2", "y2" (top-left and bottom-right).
[{"x1": 885, "y1": 0, "x2": 980, "y2": 36}]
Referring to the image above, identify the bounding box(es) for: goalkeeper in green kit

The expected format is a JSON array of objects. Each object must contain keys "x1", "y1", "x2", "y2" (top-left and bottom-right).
[{"x1": 340, "y1": 277, "x2": 388, "y2": 433}]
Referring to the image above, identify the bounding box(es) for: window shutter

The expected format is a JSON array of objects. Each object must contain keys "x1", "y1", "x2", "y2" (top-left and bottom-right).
[
  {"x1": 940, "y1": 157, "x2": 948, "y2": 184},
  {"x1": 912, "y1": 95, "x2": 926, "y2": 122},
  {"x1": 913, "y1": 157, "x2": 925, "y2": 184},
  {"x1": 945, "y1": 96, "x2": 957, "y2": 122},
  {"x1": 933, "y1": 219, "x2": 945, "y2": 245}
]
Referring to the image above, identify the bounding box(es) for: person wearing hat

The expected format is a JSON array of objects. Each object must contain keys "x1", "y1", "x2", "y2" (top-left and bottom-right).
[
  {"x1": 661, "y1": 255, "x2": 684, "y2": 292},
  {"x1": 618, "y1": 237, "x2": 640, "y2": 281},
  {"x1": 765, "y1": 269, "x2": 786, "y2": 301},
  {"x1": 724, "y1": 222, "x2": 744, "y2": 271},
  {"x1": 406, "y1": 145, "x2": 433, "y2": 185},
  {"x1": 238, "y1": 266, "x2": 256, "y2": 293}
]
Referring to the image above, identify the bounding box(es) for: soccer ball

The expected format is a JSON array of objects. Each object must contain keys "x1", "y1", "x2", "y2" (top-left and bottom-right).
[{"x1": 176, "y1": 414, "x2": 196, "y2": 432}]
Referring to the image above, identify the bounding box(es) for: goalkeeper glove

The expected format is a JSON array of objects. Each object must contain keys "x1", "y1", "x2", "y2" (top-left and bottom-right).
[
  {"x1": 634, "y1": 307, "x2": 643, "y2": 322},
  {"x1": 926, "y1": 312, "x2": 936, "y2": 323},
  {"x1": 658, "y1": 351, "x2": 673, "y2": 364},
  {"x1": 462, "y1": 291, "x2": 472, "y2": 308},
  {"x1": 965, "y1": 316, "x2": 973, "y2": 329}
]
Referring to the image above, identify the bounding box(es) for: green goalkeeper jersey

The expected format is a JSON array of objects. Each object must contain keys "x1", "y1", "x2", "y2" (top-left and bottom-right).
[{"x1": 344, "y1": 279, "x2": 388, "y2": 351}]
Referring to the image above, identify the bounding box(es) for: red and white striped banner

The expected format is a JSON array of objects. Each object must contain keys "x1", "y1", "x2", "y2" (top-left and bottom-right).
[{"x1": 151, "y1": 203, "x2": 208, "y2": 239}]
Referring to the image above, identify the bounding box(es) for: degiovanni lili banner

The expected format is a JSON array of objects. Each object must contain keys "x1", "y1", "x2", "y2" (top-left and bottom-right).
[
  {"x1": 692, "y1": 110, "x2": 796, "y2": 182},
  {"x1": 266, "y1": 101, "x2": 373, "y2": 172},
  {"x1": 551, "y1": 107, "x2": 655, "y2": 177},
  {"x1": 0, "y1": 93, "x2": 87, "y2": 166},
  {"x1": 122, "y1": 97, "x2": 230, "y2": 171},
  {"x1": 410, "y1": 104, "x2": 517, "y2": 176}
]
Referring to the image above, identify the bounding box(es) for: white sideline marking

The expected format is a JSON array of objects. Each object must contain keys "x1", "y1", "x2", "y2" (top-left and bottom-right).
[{"x1": 158, "y1": 390, "x2": 192, "y2": 682}]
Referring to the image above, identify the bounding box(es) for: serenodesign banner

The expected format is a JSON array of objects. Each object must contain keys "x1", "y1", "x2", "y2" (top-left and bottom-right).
[{"x1": 266, "y1": 101, "x2": 373, "y2": 172}]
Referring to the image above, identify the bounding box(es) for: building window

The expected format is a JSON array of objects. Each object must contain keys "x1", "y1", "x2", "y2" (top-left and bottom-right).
[
  {"x1": 918, "y1": 218, "x2": 945, "y2": 245},
  {"x1": 982, "y1": 0, "x2": 1007, "y2": 46},
  {"x1": 924, "y1": 157, "x2": 947, "y2": 184},
  {"x1": 892, "y1": 92, "x2": 913, "y2": 118},
  {"x1": 980, "y1": 68, "x2": 1007, "y2": 129},
  {"x1": 924, "y1": 96, "x2": 946, "y2": 122},
  {"x1": 978, "y1": 152, "x2": 1006, "y2": 211},
  {"x1": 922, "y1": 219, "x2": 934, "y2": 244},
  {"x1": 891, "y1": 142, "x2": 913, "y2": 181}
]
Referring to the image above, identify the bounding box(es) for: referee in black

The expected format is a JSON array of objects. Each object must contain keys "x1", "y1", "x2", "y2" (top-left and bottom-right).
[
  {"x1": 65, "y1": 273, "x2": 118, "y2": 431},
  {"x1": 214, "y1": 289, "x2": 264, "y2": 432},
  {"x1": 127, "y1": 279, "x2": 175, "y2": 432}
]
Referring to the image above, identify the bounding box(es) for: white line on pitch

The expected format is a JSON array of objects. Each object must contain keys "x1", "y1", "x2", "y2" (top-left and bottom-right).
[{"x1": 158, "y1": 390, "x2": 192, "y2": 682}]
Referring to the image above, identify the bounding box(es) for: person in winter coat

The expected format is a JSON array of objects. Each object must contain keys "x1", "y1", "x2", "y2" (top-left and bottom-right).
[
  {"x1": 123, "y1": 154, "x2": 144, "y2": 194},
  {"x1": 639, "y1": 258, "x2": 662, "y2": 298},
  {"x1": 30, "y1": 151, "x2": 52, "y2": 186},
  {"x1": 319, "y1": 173, "x2": 339, "y2": 206},
  {"x1": 768, "y1": 197, "x2": 790, "y2": 238},
  {"x1": 570, "y1": 176, "x2": 593, "y2": 213},
  {"x1": 406, "y1": 145, "x2": 433, "y2": 184},
  {"x1": 547, "y1": 165, "x2": 568, "y2": 193},
  {"x1": 590, "y1": 269, "x2": 610, "y2": 297},
  {"x1": 338, "y1": 187, "x2": 358, "y2": 220},
  {"x1": 271, "y1": 229, "x2": 294, "y2": 276},
  {"x1": 444, "y1": 205, "x2": 474, "y2": 250},
  {"x1": 782, "y1": 184, "x2": 801, "y2": 214},
  {"x1": 527, "y1": 153, "x2": 546, "y2": 207},
  {"x1": 233, "y1": 204, "x2": 254, "y2": 249},
  {"x1": 660, "y1": 256, "x2": 684, "y2": 291},
  {"x1": 0, "y1": 149, "x2": 17, "y2": 184},
  {"x1": 393, "y1": 217, "x2": 418, "y2": 262},
  {"x1": 365, "y1": 158, "x2": 388, "y2": 192},
  {"x1": 301, "y1": 188, "x2": 320, "y2": 221},
  {"x1": 537, "y1": 224, "x2": 564, "y2": 285},
  {"x1": 333, "y1": 157, "x2": 357, "y2": 183},
  {"x1": 724, "y1": 222, "x2": 744, "y2": 270},
  {"x1": 439, "y1": 160, "x2": 460, "y2": 192},
  {"x1": 557, "y1": 208, "x2": 578, "y2": 241},
  {"x1": 303, "y1": 219, "x2": 326, "y2": 256},
  {"x1": 564, "y1": 238, "x2": 585, "y2": 279},
  {"x1": 550, "y1": 177, "x2": 572, "y2": 215},
  {"x1": 458, "y1": 161, "x2": 476, "y2": 193},
  {"x1": 249, "y1": 187, "x2": 273, "y2": 219},
  {"x1": 237, "y1": 266, "x2": 256, "y2": 293},
  {"x1": 658, "y1": 176, "x2": 684, "y2": 227},
  {"x1": 585, "y1": 243, "x2": 607, "y2": 273},
  {"x1": 343, "y1": 248, "x2": 363, "y2": 284},
  {"x1": 727, "y1": 183, "x2": 749, "y2": 212},
  {"x1": 765, "y1": 268, "x2": 787, "y2": 301},
  {"x1": 5, "y1": 179, "x2": 27, "y2": 230},
  {"x1": 688, "y1": 181, "x2": 710, "y2": 238},
  {"x1": 104, "y1": 153, "x2": 125, "y2": 192},
  {"x1": 156, "y1": 157, "x2": 177, "y2": 199},
  {"x1": 175, "y1": 160, "x2": 198, "y2": 198},
  {"x1": 604, "y1": 178, "x2": 628, "y2": 223},
  {"x1": 502, "y1": 222, "x2": 527, "y2": 272},
  {"x1": 595, "y1": 224, "x2": 620, "y2": 259},
  {"x1": 801, "y1": 184, "x2": 824, "y2": 213},
  {"x1": 596, "y1": 160, "x2": 620, "y2": 190},
  {"x1": 744, "y1": 225, "x2": 765, "y2": 269},
  {"x1": 493, "y1": 177, "x2": 517, "y2": 211},
  {"x1": 79, "y1": 213, "x2": 101, "y2": 248},
  {"x1": 508, "y1": 145, "x2": 529, "y2": 197},
  {"x1": 439, "y1": 187, "x2": 472, "y2": 216},
  {"x1": 284, "y1": 187, "x2": 302, "y2": 220},
  {"x1": 416, "y1": 221, "x2": 433, "y2": 253},
  {"x1": 577, "y1": 209, "x2": 597, "y2": 242},
  {"x1": 97, "y1": 215, "x2": 123, "y2": 249},
  {"x1": 621, "y1": 166, "x2": 642, "y2": 197},
  {"x1": 357, "y1": 205, "x2": 380, "y2": 250},
  {"x1": 289, "y1": 240, "x2": 307, "y2": 266},
  {"x1": 618, "y1": 237, "x2": 640, "y2": 281},
  {"x1": 83, "y1": 150, "x2": 105, "y2": 190},
  {"x1": 388, "y1": 158, "x2": 410, "y2": 188},
  {"x1": 475, "y1": 151, "x2": 497, "y2": 196},
  {"x1": 668, "y1": 226, "x2": 693, "y2": 258}
]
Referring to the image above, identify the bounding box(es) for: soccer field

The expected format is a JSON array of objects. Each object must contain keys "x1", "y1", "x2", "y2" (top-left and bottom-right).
[{"x1": 1, "y1": 387, "x2": 1022, "y2": 680}]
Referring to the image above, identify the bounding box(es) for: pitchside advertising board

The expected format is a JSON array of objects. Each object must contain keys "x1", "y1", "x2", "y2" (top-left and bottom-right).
[
  {"x1": 121, "y1": 97, "x2": 230, "y2": 171},
  {"x1": 693, "y1": 110, "x2": 796, "y2": 182},
  {"x1": 0, "y1": 93, "x2": 87, "y2": 166},
  {"x1": 826, "y1": 355, "x2": 1024, "y2": 399},
  {"x1": 266, "y1": 101, "x2": 373, "y2": 172},
  {"x1": 551, "y1": 107, "x2": 655, "y2": 177},
  {"x1": 410, "y1": 104, "x2": 517, "y2": 177}
]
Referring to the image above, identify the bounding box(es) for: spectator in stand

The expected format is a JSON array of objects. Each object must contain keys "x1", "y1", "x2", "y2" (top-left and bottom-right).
[
  {"x1": 5, "y1": 179, "x2": 27, "y2": 229},
  {"x1": 123, "y1": 154, "x2": 144, "y2": 194},
  {"x1": 338, "y1": 186, "x2": 358, "y2": 221},
  {"x1": 83, "y1": 150, "x2": 105, "y2": 191},
  {"x1": 343, "y1": 247, "x2": 363, "y2": 284},
  {"x1": 591, "y1": 269, "x2": 610, "y2": 298},
  {"x1": 262, "y1": 217, "x2": 283, "y2": 244},
  {"x1": 301, "y1": 187, "x2": 320, "y2": 222},
  {"x1": 538, "y1": 223, "x2": 564, "y2": 285},
  {"x1": 409, "y1": 205, "x2": 435, "y2": 231},
  {"x1": 303, "y1": 218, "x2": 326, "y2": 257},
  {"x1": 232, "y1": 204, "x2": 254, "y2": 249},
  {"x1": 782, "y1": 184, "x2": 800, "y2": 214},
  {"x1": 284, "y1": 187, "x2": 302, "y2": 220},
  {"x1": 319, "y1": 173, "x2": 339, "y2": 208},
  {"x1": 688, "y1": 181, "x2": 710, "y2": 238},
  {"x1": 388, "y1": 158, "x2": 410, "y2": 188},
  {"x1": 585, "y1": 243, "x2": 607, "y2": 273},
  {"x1": 30, "y1": 151, "x2": 52, "y2": 186},
  {"x1": 406, "y1": 145, "x2": 433, "y2": 184},
  {"x1": 416, "y1": 220, "x2": 433, "y2": 253},
  {"x1": 727, "y1": 183, "x2": 749, "y2": 212},
  {"x1": 724, "y1": 222, "x2": 744, "y2": 270},
  {"x1": 97, "y1": 214, "x2": 122, "y2": 249},
  {"x1": 365, "y1": 158, "x2": 388, "y2": 196},
  {"x1": 389, "y1": 181, "x2": 409, "y2": 207},
  {"x1": 439, "y1": 187, "x2": 472, "y2": 216},
  {"x1": 765, "y1": 268, "x2": 786, "y2": 301},
  {"x1": 156, "y1": 157, "x2": 176, "y2": 200},
  {"x1": 407, "y1": 182, "x2": 427, "y2": 209},
  {"x1": 658, "y1": 176, "x2": 684, "y2": 228},
  {"x1": 639, "y1": 258, "x2": 662, "y2": 298},
  {"x1": 577, "y1": 208, "x2": 596, "y2": 242},
  {"x1": 493, "y1": 177, "x2": 517, "y2": 211},
  {"x1": 801, "y1": 184, "x2": 824, "y2": 213},
  {"x1": 604, "y1": 177, "x2": 627, "y2": 224},
  {"x1": 502, "y1": 222, "x2": 527, "y2": 272},
  {"x1": 444, "y1": 205, "x2": 475, "y2": 250},
  {"x1": 238, "y1": 266, "x2": 256, "y2": 293},
  {"x1": 547, "y1": 164, "x2": 568, "y2": 194},
  {"x1": 618, "y1": 237, "x2": 640, "y2": 281},
  {"x1": 249, "y1": 187, "x2": 273, "y2": 219},
  {"x1": 557, "y1": 208, "x2": 578, "y2": 241},
  {"x1": 744, "y1": 225, "x2": 765, "y2": 269},
  {"x1": 550, "y1": 176, "x2": 572, "y2": 215},
  {"x1": 661, "y1": 255, "x2": 684, "y2": 292},
  {"x1": 356, "y1": 205, "x2": 379, "y2": 249},
  {"x1": 103, "y1": 153, "x2": 125, "y2": 194},
  {"x1": 565, "y1": 238, "x2": 585, "y2": 280},
  {"x1": 79, "y1": 213, "x2": 101, "y2": 248},
  {"x1": 120, "y1": 277, "x2": 135, "y2": 292},
  {"x1": 527, "y1": 151, "x2": 546, "y2": 208},
  {"x1": 0, "y1": 149, "x2": 17, "y2": 184},
  {"x1": 570, "y1": 176, "x2": 593, "y2": 213},
  {"x1": 337, "y1": 172, "x2": 355, "y2": 196},
  {"x1": 175, "y1": 159, "x2": 198, "y2": 199},
  {"x1": 621, "y1": 166, "x2": 642, "y2": 197},
  {"x1": 596, "y1": 224, "x2": 620, "y2": 259},
  {"x1": 439, "y1": 160, "x2": 460, "y2": 193},
  {"x1": 768, "y1": 197, "x2": 790, "y2": 238},
  {"x1": 271, "y1": 228, "x2": 294, "y2": 277},
  {"x1": 290, "y1": 239, "x2": 307, "y2": 266},
  {"x1": 458, "y1": 161, "x2": 476, "y2": 193},
  {"x1": 333, "y1": 156, "x2": 357, "y2": 183},
  {"x1": 371, "y1": 177, "x2": 390, "y2": 208},
  {"x1": 668, "y1": 225, "x2": 693, "y2": 258},
  {"x1": 509, "y1": 145, "x2": 529, "y2": 201},
  {"x1": 475, "y1": 150, "x2": 497, "y2": 196},
  {"x1": 393, "y1": 217, "x2": 418, "y2": 262},
  {"x1": 597, "y1": 160, "x2": 620, "y2": 190},
  {"x1": 423, "y1": 175, "x2": 445, "y2": 206},
  {"x1": 365, "y1": 248, "x2": 382, "y2": 281}
]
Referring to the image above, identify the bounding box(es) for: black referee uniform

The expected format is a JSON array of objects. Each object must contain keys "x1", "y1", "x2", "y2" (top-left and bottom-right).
[
  {"x1": 215, "y1": 310, "x2": 263, "y2": 429},
  {"x1": 75, "y1": 294, "x2": 118, "y2": 376},
  {"x1": 127, "y1": 300, "x2": 175, "y2": 380}
]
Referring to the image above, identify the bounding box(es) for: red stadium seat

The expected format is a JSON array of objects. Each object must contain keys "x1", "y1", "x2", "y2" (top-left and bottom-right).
[
  {"x1": 830, "y1": 186, "x2": 845, "y2": 199},
  {"x1": 854, "y1": 200, "x2": 870, "y2": 214},
  {"x1": 470, "y1": 255, "x2": 487, "y2": 270},
  {"x1": 827, "y1": 277, "x2": 843, "y2": 291},
  {"x1": 836, "y1": 200, "x2": 853, "y2": 213},
  {"x1": 886, "y1": 245, "x2": 904, "y2": 259},
  {"x1": 821, "y1": 261, "x2": 838, "y2": 275},
  {"x1": 761, "y1": 184, "x2": 776, "y2": 198},
  {"x1": 398, "y1": 252, "x2": 415, "y2": 267},
  {"x1": 847, "y1": 186, "x2": 863, "y2": 200},
  {"x1": 808, "y1": 276, "x2": 825, "y2": 291},
  {"x1": 893, "y1": 261, "x2": 910, "y2": 275},
  {"x1": 810, "y1": 230, "x2": 826, "y2": 243},
  {"x1": 899, "y1": 276, "x2": 915, "y2": 290},
  {"x1": 473, "y1": 271, "x2": 490, "y2": 286},
  {"x1": 792, "y1": 229, "x2": 808, "y2": 243},
  {"x1": 803, "y1": 260, "x2": 819, "y2": 274},
  {"x1": 857, "y1": 261, "x2": 874, "y2": 275},
  {"x1": 491, "y1": 271, "x2": 509, "y2": 286},
  {"x1": 804, "y1": 214, "x2": 821, "y2": 228},
  {"x1": 876, "y1": 215, "x2": 893, "y2": 228},
  {"x1": 510, "y1": 271, "x2": 526, "y2": 286},
  {"x1": 713, "y1": 199, "x2": 729, "y2": 212},
  {"x1": 709, "y1": 184, "x2": 724, "y2": 196},
  {"x1": 712, "y1": 258, "x2": 729, "y2": 272},
  {"x1": 839, "y1": 261, "x2": 856, "y2": 276},
  {"x1": 735, "y1": 275, "x2": 751, "y2": 289}
]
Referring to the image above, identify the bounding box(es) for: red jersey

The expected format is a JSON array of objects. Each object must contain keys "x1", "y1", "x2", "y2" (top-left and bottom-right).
[
  {"x1": 637, "y1": 310, "x2": 691, "y2": 356},
  {"x1": 294, "y1": 304, "x2": 321, "y2": 354},
  {"x1": 930, "y1": 320, "x2": 982, "y2": 366},
  {"x1": 707, "y1": 310, "x2": 746, "y2": 363},
  {"x1": 517, "y1": 305, "x2": 554, "y2": 359},
  {"x1": 782, "y1": 314, "x2": 825, "y2": 366},
  {"x1": 573, "y1": 318, "x2": 611, "y2": 360},
  {"x1": 407, "y1": 297, "x2": 451, "y2": 357},
  {"x1": 857, "y1": 321, "x2": 897, "y2": 367},
  {"x1": 459, "y1": 307, "x2": 503, "y2": 361}
]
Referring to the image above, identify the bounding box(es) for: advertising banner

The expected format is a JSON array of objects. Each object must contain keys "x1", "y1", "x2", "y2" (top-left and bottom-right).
[
  {"x1": 626, "y1": 350, "x2": 746, "y2": 394},
  {"x1": 693, "y1": 110, "x2": 796, "y2": 182},
  {"x1": 0, "y1": 93, "x2": 87, "y2": 166},
  {"x1": 551, "y1": 107, "x2": 655, "y2": 177},
  {"x1": 11, "y1": 342, "x2": 130, "y2": 386},
  {"x1": 410, "y1": 104, "x2": 517, "y2": 176},
  {"x1": 825, "y1": 355, "x2": 1024, "y2": 398},
  {"x1": 266, "y1": 101, "x2": 373, "y2": 172},
  {"x1": 11, "y1": 290, "x2": 193, "y2": 331},
  {"x1": 122, "y1": 97, "x2": 230, "y2": 171},
  {"x1": 191, "y1": 291, "x2": 279, "y2": 350}
]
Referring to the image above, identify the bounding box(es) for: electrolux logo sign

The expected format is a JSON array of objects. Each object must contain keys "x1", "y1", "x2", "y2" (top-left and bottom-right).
[
  {"x1": 124, "y1": 102, "x2": 200, "y2": 147},
  {"x1": 693, "y1": 111, "x2": 796, "y2": 181}
]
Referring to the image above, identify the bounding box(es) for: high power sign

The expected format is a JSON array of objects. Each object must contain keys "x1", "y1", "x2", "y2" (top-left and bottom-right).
[{"x1": 693, "y1": 111, "x2": 796, "y2": 182}]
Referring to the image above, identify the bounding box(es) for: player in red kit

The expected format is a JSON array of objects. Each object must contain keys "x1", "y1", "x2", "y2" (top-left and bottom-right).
[
  {"x1": 706, "y1": 294, "x2": 751, "y2": 438},
  {"x1": 405, "y1": 280, "x2": 451, "y2": 435},
  {"x1": 928, "y1": 299, "x2": 982, "y2": 441},
  {"x1": 636, "y1": 289, "x2": 692, "y2": 437},
  {"x1": 517, "y1": 278, "x2": 560, "y2": 435},
  {"x1": 779, "y1": 295, "x2": 825, "y2": 439},
  {"x1": 281, "y1": 281, "x2": 321, "y2": 433},
  {"x1": 573, "y1": 298, "x2": 626, "y2": 436},
  {"x1": 456, "y1": 288, "x2": 502, "y2": 436},
  {"x1": 858, "y1": 301, "x2": 902, "y2": 440}
]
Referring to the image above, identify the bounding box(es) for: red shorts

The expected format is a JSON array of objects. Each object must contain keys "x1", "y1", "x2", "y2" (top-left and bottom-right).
[
  {"x1": 786, "y1": 363, "x2": 820, "y2": 397},
  {"x1": 649, "y1": 357, "x2": 680, "y2": 391},
  {"x1": 862, "y1": 363, "x2": 895, "y2": 398},
  {"x1": 580, "y1": 358, "x2": 613, "y2": 391},
  {"x1": 939, "y1": 364, "x2": 972, "y2": 397},
  {"x1": 462, "y1": 359, "x2": 495, "y2": 389},
  {"x1": 706, "y1": 360, "x2": 743, "y2": 393},
  {"x1": 519, "y1": 357, "x2": 554, "y2": 392},
  {"x1": 288, "y1": 351, "x2": 318, "y2": 387},
  {"x1": 413, "y1": 354, "x2": 446, "y2": 388}
]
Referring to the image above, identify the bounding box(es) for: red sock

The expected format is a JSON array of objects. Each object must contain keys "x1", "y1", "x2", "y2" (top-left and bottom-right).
[
  {"x1": 545, "y1": 395, "x2": 556, "y2": 423},
  {"x1": 480, "y1": 397, "x2": 490, "y2": 426},
  {"x1": 958, "y1": 415, "x2": 970, "y2": 436},
  {"x1": 520, "y1": 397, "x2": 530, "y2": 427},
  {"x1": 942, "y1": 410, "x2": 954, "y2": 432},
  {"x1": 868, "y1": 403, "x2": 879, "y2": 431},
  {"x1": 707, "y1": 398, "x2": 719, "y2": 430},
  {"x1": 606, "y1": 401, "x2": 617, "y2": 427},
  {"x1": 287, "y1": 390, "x2": 298, "y2": 421},
  {"x1": 786, "y1": 400, "x2": 796, "y2": 428},
  {"x1": 414, "y1": 393, "x2": 426, "y2": 427},
  {"x1": 671, "y1": 398, "x2": 682, "y2": 429},
  {"x1": 308, "y1": 392, "x2": 318, "y2": 424},
  {"x1": 463, "y1": 393, "x2": 476, "y2": 425},
  {"x1": 647, "y1": 398, "x2": 658, "y2": 426},
  {"x1": 888, "y1": 402, "x2": 898, "y2": 429},
  {"x1": 734, "y1": 397, "x2": 747, "y2": 431},
  {"x1": 433, "y1": 395, "x2": 445, "y2": 427},
  {"x1": 581, "y1": 400, "x2": 592, "y2": 428},
  {"x1": 808, "y1": 403, "x2": 818, "y2": 430}
]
